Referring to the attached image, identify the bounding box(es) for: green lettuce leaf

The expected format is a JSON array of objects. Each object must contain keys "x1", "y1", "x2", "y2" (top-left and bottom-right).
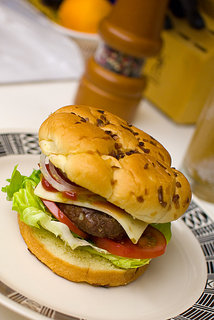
[
  {"x1": 1, "y1": 166, "x2": 169, "y2": 270},
  {"x1": 12, "y1": 181, "x2": 47, "y2": 223},
  {"x1": 81, "y1": 246, "x2": 150, "y2": 269},
  {"x1": 2, "y1": 165, "x2": 26, "y2": 200},
  {"x1": 1, "y1": 165, "x2": 41, "y2": 201}
]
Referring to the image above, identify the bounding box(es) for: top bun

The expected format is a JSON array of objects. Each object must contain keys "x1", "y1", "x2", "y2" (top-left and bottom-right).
[{"x1": 39, "y1": 105, "x2": 191, "y2": 223}]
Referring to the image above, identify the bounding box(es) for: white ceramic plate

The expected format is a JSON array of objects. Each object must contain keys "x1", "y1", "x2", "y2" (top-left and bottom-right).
[
  {"x1": 0, "y1": 133, "x2": 213, "y2": 320},
  {"x1": 51, "y1": 20, "x2": 98, "y2": 41}
]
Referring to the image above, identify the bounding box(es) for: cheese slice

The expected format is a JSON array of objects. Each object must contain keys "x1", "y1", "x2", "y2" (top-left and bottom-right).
[{"x1": 34, "y1": 182, "x2": 148, "y2": 243}]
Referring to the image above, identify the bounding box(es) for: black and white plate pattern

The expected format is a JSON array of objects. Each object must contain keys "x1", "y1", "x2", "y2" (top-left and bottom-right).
[{"x1": 0, "y1": 133, "x2": 213, "y2": 320}]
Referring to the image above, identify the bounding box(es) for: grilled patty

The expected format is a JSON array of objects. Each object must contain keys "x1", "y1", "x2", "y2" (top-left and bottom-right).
[{"x1": 58, "y1": 203, "x2": 126, "y2": 240}]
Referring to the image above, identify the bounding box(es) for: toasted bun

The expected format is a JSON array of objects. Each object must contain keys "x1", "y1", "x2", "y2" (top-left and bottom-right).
[
  {"x1": 39, "y1": 105, "x2": 191, "y2": 223},
  {"x1": 18, "y1": 217, "x2": 147, "y2": 286}
]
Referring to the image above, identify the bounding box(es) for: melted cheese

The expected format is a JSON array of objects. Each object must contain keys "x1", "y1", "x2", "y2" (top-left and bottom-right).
[{"x1": 34, "y1": 182, "x2": 148, "y2": 243}]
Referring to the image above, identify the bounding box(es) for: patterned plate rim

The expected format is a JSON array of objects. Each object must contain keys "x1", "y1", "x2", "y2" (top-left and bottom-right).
[{"x1": 0, "y1": 133, "x2": 213, "y2": 320}]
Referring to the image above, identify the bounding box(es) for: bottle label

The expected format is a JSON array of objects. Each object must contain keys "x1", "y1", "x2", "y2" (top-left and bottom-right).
[{"x1": 95, "y1": 42, "x2": 144, "y2": 78}]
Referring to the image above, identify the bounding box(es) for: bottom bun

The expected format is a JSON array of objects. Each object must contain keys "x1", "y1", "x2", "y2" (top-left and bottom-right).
[{"x1": 18, "y1": 216, "x2": 148, "y2": 287}]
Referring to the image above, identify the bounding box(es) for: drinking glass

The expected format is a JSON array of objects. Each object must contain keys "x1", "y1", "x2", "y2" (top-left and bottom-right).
[{"x1": 182, "y1": 91, "x2": 214, "y2": 202}]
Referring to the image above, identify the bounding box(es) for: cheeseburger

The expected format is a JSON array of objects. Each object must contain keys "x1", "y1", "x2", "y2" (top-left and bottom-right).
[{"x1": 2, "y1": 105, "x2": 191, "y2": 286}]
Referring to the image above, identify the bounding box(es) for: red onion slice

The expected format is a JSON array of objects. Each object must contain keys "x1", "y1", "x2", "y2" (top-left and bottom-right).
[
  {"x1": 48, "y1": 161, "x2": 91, "y2": 194},
  {"x1": 48, "y1": 162, "x2": 75, "y2": 189},
  {"x1": 40, "y1": 154, "x2": 69, "y2": 192},
  {"x1": 40, "y1": 154, "x2": 94, "y2": 196}
]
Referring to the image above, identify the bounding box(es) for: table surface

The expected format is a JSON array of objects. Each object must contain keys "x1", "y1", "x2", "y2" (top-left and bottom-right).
[{"x1": 0, "y1": 80, "x2": 213, "y2": 320}]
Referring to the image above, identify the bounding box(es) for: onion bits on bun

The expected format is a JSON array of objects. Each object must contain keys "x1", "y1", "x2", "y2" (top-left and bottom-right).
[{"x1": 2, "y1": 105, "x2": 191, "y2": 286}]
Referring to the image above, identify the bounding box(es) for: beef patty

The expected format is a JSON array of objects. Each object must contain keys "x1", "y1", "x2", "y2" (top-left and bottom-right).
[{"x1": 58, "y1": 203, "x2": 126, "y2": 240}]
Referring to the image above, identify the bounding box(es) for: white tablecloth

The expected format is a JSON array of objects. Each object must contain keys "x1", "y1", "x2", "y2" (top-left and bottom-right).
[{"x1": 0, "y1": 0, "x2": 84, "y2": 83}]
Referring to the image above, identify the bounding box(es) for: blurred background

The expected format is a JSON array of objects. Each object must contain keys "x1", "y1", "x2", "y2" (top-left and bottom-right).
[{"x1": 1, "y1": 0, "x2": 213, "y2": 124}]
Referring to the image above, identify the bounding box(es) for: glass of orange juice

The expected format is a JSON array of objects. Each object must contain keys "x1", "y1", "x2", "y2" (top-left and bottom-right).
[{"x1": 182, "y1": 91, "x2": 214, "y2": 202}]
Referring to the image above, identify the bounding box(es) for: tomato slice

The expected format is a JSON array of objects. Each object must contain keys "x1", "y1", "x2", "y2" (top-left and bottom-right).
[
  {"x1": 41, "y1": 177, "x2": 78, "y2": 201},
  {"x1": 42, "y1": 199, "x2": 87, "y2": 239},
  {"x1": 92, "y1": 226, "x2": 166, "y2": 259},
  {"x1": 62, "y1": 191, "x2": 77, "y2": 201},
  {"x1": 41, "y1": 177, "x2": 57, "y2": 192}
]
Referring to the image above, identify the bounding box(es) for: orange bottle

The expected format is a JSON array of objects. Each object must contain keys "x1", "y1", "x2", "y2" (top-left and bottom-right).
[{"x1": 74, "y1": 0, "x2": 168, "y2": 121}]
